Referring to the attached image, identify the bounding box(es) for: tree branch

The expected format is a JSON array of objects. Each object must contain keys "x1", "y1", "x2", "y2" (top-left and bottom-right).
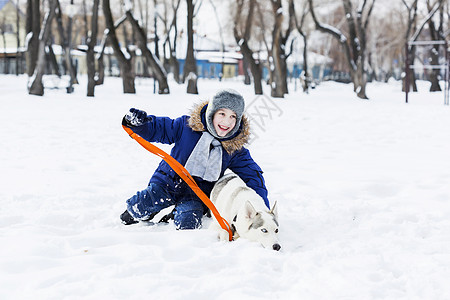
[{"x1": 308, "y1": 0, "x2": 356, "y2": 71}]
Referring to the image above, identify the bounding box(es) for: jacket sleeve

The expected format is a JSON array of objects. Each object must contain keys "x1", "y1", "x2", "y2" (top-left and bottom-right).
[
  {"x1": 129, "y1": 115, "x2": 186, "y2": 145},
  {"x1": 228, "y1": 148, "x2": 270, "y2": 208}
]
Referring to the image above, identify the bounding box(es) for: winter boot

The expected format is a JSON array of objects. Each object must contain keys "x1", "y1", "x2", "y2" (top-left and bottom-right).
[
  {"x1": 158, "y1": 208, "x2": 175, "y2": 223},
  {"x1": 120, "y1": 210, "x2": 139, "y2": 225}
]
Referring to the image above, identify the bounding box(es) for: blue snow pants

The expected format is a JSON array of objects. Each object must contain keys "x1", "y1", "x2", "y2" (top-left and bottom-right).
[{"x1": 126, "y1": 183, "x2": 204, "y2": 229}]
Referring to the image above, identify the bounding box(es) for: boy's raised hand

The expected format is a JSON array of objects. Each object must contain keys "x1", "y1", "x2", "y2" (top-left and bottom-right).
[{"x1": 123, "y1": 108, "x2": 148, "y2": 127}]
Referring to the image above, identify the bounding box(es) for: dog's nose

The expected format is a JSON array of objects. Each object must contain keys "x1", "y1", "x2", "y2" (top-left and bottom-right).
[{"x1": 273, "y1": 244, "x2": 281, "y2": 251}]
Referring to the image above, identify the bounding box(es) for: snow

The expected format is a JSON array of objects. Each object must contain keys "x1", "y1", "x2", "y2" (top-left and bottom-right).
[{"x1": 1, "y1": 75, "x2": 450, "y2": 299}]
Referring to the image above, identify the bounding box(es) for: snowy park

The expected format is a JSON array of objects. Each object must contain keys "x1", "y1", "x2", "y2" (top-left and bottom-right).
[{"x1": 1, "y1": 75, "x2": 450, "y2": 299}]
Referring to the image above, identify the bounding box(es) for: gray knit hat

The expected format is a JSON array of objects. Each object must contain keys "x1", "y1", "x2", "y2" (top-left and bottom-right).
[{"x1": 205, "y1": 89, "x2": 245, "y2": 139}]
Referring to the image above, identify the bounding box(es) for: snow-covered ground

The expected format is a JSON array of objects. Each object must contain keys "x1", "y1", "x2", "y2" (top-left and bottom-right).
[{"x1": 1, "y1": 75, "x2": 450, "y2": 299}]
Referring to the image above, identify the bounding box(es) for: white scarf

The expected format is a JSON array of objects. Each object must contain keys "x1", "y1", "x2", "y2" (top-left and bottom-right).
[{"x1": 184, "y1": 132, "x2": 223, "y2": 182}]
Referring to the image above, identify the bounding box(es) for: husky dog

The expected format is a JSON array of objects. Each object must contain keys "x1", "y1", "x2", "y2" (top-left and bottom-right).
[{"x1": 210, "y1": 174, "x2": 281, "y2": 251}]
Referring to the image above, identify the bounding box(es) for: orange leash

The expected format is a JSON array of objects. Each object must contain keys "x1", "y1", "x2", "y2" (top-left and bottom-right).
[{"x1": 123, "y1": 125, "x2": 233, "y2": 241}]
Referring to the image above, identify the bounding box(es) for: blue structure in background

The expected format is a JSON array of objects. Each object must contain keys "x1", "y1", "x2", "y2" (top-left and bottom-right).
[
  {"x1": 261, "y1": 64, "x2": 332, "y2": 82},
  {"x1": 178, "y1": 59, "x2": 224, "y2": 79},
  {"x1": 175, "y1": 51, "x2": 333, "y2": 81}
]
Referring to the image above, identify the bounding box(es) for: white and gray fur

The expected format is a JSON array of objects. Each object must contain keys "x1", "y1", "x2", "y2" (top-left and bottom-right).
[{"x1": 210, "y1": 174, "x2": 281, "y2": 251}]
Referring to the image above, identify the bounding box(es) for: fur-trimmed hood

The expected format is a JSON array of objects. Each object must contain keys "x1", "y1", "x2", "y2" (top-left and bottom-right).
[{"x1": 188, "y1": 101, "x2": 250, "y2": 154}]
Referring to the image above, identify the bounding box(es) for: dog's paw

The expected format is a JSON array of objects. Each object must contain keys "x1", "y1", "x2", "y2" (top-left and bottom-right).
[{"x1": 218, "y1": 229, "x2": 231, "y2": 241}]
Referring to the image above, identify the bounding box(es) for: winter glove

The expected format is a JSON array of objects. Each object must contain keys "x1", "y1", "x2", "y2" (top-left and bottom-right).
[{"x1": 122, "y1": 108, "x2": 149, "y2": 127}]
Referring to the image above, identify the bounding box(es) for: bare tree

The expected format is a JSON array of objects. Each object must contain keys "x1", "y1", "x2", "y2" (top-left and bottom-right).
[
  {"x1": 269, "y1": 0, "x2": 294, "y2": 98},
  {"x1": 125, "y1": 6, "x2": 170, "y2": 94},
  {"x1": 28, "y1": 0, "x2": 57, "y2": 96},
  {"x1": 95, "y1": 13, "x2": 128, "y2": 87},
  {"x1": 426, "y1": 0, "x2": 445, "y2": 92},
  {"x1": 83, "y1": 0, "x2": 100, "y2": 97},
  {"x1": 25, "y1": 0, "x2": 40, "y2": 77},
  {"x1": 55, "y1": 0, "x2": 78, "y2": 93},
  {"x1": 183, "y1": 0, "x2": 198, "y2": 94},
  {"x1": 47, "y1": 40, "x2": 61, "y2": 76},
  {"x1": 16, "y1": 0, "x2": 21, "y2": 75},
  {"x1": 234, "y1": 0, "x2": 263, "y2": 95},
  {"x1": 405, "y1": 0, "x2": 443, "y2": 92},
  {"x1": 103, "y1": 0, "x2": 136, "y2": 93},
  {"x1": 167, "y1": 0, "x2": 181, "y2": 83},
  {"x1": 290, "y1": 0, "x2": 311, "y2": 93},
  {"x1": 0, "y1": 15, "x2": 7, "y2": 74},
  {"x1": 309, "y1": 0, "x2": 376, "y2": 99},
  {"x1": 254, "y1": 0, "x2": 294, "y2": 98},
  {"x1": 120, "y1": 3, "x2": 135, "y2": 62},
  {"x1": 162, "y1": 0, "x2": 182, "y2": 83},
  {"x1": 402, "y1": 0, "x2": 419, "y2": 92},
  {"x1": 152, "y1": 0, "x2": 161, "y2": 61}
]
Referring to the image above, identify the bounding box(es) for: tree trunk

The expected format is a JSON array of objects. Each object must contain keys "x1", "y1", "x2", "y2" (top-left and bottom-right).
[
  {"x1": 289, "y1": 0, "x2": 311, "y2": 93},
  {"x1": 428, "y1": 45, "x2": 442, "y2": 92},
  {"x1": 85, "y1": 0, "x2": 99, "y2": 97},
  {"x1": 239, "y1": 41, "x2": 263, "y2": 95},
  {"x1": 234, "y1": 0, "x2": 262, "y2": 95},
  {"x1": 125, "y1": 10, "x2": 170, "y2": 94},
  {"x1": 183, "y1": 0, "x2": 198, "y2": 94},
  {"x1": 271, "y1": 44, "x2": 285, "y2": 98},
  {"x1": 28, "y1": 0, "x2": 57, "y2": 96},
  {"x1": 169, "y1": 49, "x2": 180, "y2": 83},
  {"x1": 354, "y1": 62, "x2": 368, "y2": 99},
  {"x1": 186, "y1": 72, "x2": 198, "y2": 94},
  {"x1": 402, "y1": 0, "x2": 418, "y2": 92},
  {"x1": 15, "y1": 0, "x2": 20, "y2": 75},
  {"x1": 403, "y1": 44, "x2": 418, "y2": 93},
  {"x1": 103, "y1": 0, "x2": 135, "y2": 94},
  {"x1": 153, "y1": 0, "x2": 160, "y2": 60},
  {"x1": 55, "y1": 0, "x2": 78, "y2": 93},
  {"x1": 427, "y1": 3, "x2": 443, "y2": 92},
  {"x1": 404, "y1": 47, "x2": 418, "y2": 92},
  {"x1": 300, "y1": 32, "x2": 309, "y2": 93},
  {"x1": 162, "y1": 0, "x2": 181, "y2": 83},
  {"x1": 47, "y1": 43, "x2": 61, "y2": 76},
  {"x1": 95, "y1": 29, "x2": 111, "y2": 86},
  {"x1": 26, "y1": 0, "x2": 40, "y2": 76},
  {"x1": 1, "y1": 30, "x2": 7, "y2": 74},
  {"x1": 243, "y1": 58, "x2": 251, "y2": 85},
  {"x1": 96, "y1": 54, "x2": 105, "y2": 85},
  {"x1": 270, "y1": 0, "x2": 289, "y2": 98}
]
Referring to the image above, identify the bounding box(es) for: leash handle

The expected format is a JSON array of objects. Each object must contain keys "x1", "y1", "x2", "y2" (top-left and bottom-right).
[{"x1": 123, "y1": 125, "x2": 233, "y2": 241}]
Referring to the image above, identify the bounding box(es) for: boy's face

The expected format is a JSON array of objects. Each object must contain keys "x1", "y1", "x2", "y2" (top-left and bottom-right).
[{"x1": 213, "y1": 108, "x2": 237, "y2": 137}]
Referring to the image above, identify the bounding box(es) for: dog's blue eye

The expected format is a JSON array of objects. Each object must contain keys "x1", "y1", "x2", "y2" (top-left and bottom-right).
[{"x1": 261, "y1": 228, "x2": 268, "y2": 233}]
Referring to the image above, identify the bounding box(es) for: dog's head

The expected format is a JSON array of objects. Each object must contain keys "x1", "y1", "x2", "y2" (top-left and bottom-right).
[{"x1": 237, "y1": 201, "x2": 281, "y2": 251}]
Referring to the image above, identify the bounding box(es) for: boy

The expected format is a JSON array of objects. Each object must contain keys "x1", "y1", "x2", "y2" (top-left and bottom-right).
[{"x1": 120, "y1": 89, "x2": 269, "y2": 229}]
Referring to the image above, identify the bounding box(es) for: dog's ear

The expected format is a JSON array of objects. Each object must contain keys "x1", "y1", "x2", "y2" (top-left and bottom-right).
[
  {"x1": 245, "y1": 200, "x2": 257, "y2": 219},
  {"x1": 270, "y1": 201, "x2": 278, "y2": 219}
]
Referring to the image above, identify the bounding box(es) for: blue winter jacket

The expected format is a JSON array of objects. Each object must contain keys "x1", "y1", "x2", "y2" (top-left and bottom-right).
[{"x1": 128, "y1": 102, "x2": 269, "y2": 208}]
